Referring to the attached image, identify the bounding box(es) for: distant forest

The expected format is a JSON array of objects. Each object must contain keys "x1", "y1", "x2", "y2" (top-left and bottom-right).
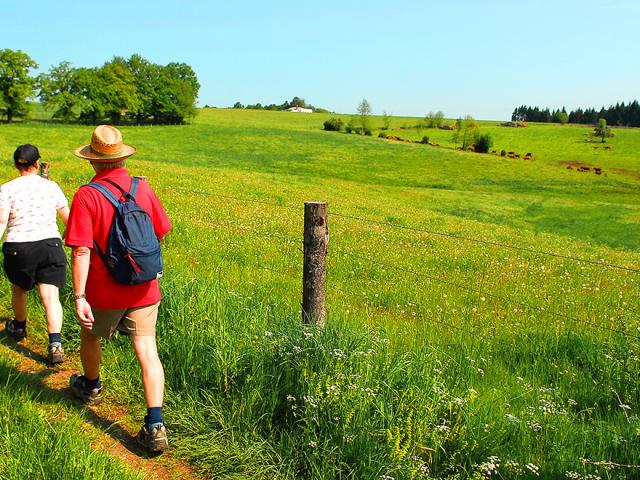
[
  {"x1": 228, "y1": 96, "x2": 329, "y2": 113},
  {"x1": 512, "y1": 100, "x2": 640, "y2": 127}
]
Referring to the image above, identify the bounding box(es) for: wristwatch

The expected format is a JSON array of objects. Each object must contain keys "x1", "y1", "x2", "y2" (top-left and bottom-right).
[{"x1": 72, "y1": 293, "x2": 86, "y2": 301}]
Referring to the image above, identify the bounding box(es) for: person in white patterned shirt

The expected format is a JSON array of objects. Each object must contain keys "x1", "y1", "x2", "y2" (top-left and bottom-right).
[{"x1": 0, "y1": 144, "x2": 70, "y2": 364}]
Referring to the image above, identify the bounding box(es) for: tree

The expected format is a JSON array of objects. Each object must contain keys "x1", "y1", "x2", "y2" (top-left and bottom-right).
[
  {"x1": 594, "y1": 118, "x2": 613, "y2": 143},
  {"x1": 125, "y1": 54, "x2": 158, "y2": 124},
  {"x1": 148, "y1": 62, "x2": 198, "y2": 124},
  {"x1": 474, "y1": 133, "x2": 493, "y2": 153},
  {"x1": 357, "y1": 98, "x2": 372, "y2": 117},
  {"x1": 554, "y1": 107, "x2": 568, "y2": 125},
  {"x1": 38, "y1": 61, "x2": 82, "y2": 121},
  {"x1": 0, "y1": 49, "x2": 38, "y2": 122},
  {"x1": 457, "y1": 115, "x2": 479, "y2": 150},
  {"x1": 100, "y1": 58, "x2": 142, "y2": 124},
  {"x1": 233, "y1": 101, "x2": 244, "y2": 109},
  {"x1": 425, "y1": 110, "x2": 445, "y2": 128},
  {"x1": 381, "y1": 110, "x2": 391, "y2": 130},
  {"x1": 452, "y1": 117, "x2": 462, "y2": 145},
  {"x1": 357, "y1": 98, "x2": 372, "y2": 130},
  {"x1": 72, "y1": 67, "x2": 107, "y2": 124}
]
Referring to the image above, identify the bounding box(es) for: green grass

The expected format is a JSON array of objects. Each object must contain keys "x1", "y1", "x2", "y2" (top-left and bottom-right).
[
  {"x1": 0, "y1": 108, "x2": 639, "y2": 479},
  {"x1": 0, "y1": 356, "x2": 144, "y2": 480}
]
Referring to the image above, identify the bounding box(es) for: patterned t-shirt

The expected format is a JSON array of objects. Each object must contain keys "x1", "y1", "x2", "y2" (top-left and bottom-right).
[{"x1": 0, "y1": 175, "x2": 68, "y2": 242}]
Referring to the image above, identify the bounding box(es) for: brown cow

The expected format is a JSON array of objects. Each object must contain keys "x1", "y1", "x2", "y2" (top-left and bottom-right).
[
  {"x1": 594, "y1": 168, "x2": 603, "y2": 175},
  {"x1": 604, "y1": 145, "x2": 612, "y2": 150}
]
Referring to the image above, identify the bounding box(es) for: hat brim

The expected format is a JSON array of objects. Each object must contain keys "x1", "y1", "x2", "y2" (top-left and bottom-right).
[{"x1": 74, "y1": 144, "x2": 136, "y2": 162}]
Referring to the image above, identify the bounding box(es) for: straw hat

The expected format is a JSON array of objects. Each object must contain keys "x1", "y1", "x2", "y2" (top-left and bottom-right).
[{"x1": 74, "y1": 125, "x2": 136, "y2": 162}]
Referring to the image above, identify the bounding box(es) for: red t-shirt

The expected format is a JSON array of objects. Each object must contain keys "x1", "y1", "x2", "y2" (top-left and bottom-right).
[{"x1": 65, "y1": 167, "x2": 172, "y2": 309}]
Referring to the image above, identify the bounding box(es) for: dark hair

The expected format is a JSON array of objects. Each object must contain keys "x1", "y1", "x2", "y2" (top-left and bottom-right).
[{"x1": 13, "y1": 144, "x2": 40, "y2": 170}]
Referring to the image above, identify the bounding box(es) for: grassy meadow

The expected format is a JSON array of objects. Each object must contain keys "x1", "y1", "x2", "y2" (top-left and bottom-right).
[{"x1": 0, "y1": 108, "x2": 639, "y2": 479}]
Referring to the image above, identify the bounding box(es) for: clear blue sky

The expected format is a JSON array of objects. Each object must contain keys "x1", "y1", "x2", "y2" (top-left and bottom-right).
[{"x1": 2, "y1": 0, "x2": 638, "y2": 120}]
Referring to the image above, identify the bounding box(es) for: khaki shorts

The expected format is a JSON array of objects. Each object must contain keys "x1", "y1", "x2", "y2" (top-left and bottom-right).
[{"x1": 91, "y1": 302, "x2": 160, "y2": 338}]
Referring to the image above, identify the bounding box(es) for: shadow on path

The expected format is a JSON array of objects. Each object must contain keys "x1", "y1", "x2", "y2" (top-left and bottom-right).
[{"x1": 0, "y1": 331, "x2": 161, "y2": 459}]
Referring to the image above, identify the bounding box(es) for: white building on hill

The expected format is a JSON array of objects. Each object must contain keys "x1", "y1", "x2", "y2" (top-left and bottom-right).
[{"x1": 287, "y1": 106, "x2": 313, "y2": 113}]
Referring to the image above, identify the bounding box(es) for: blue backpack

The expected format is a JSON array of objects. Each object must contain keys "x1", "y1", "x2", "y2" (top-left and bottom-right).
[{"x1": 87, "y1": 177, "x2": 164, "y2": 285}]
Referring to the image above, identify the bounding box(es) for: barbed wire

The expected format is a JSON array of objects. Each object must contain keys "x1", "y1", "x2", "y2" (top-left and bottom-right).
[
  {"x1": 162, "y1": 184, "x2": 639, "y2": 273},
  {"x1": 330, "y1": 211, "x2": 640, "y2": 274},
  {"x1": 190, "y1": 218, "x2": 302, "y2": 246},
  {"x1": 166, "y1": 185, "x2": 300, "y2": 211},
  {"x1": 334, "y1": 248, "x2": 640, "y2": 340},
  {"x1": 330, "y1": 282, "x2": 492, "y2": 343}
]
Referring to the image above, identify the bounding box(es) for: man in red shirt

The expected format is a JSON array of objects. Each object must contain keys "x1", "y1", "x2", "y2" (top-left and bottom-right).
[{"x1": 65, "y1": 125, "x2": 172, "y2": 452}]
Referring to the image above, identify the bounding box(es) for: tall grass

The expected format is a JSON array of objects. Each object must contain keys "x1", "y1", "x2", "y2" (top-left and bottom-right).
[{"x1": 0, "y1": 357, "x2": 144, "y2": 480}]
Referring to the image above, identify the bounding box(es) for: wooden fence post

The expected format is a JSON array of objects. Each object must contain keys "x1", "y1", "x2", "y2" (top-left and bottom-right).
[
  {"x1": 39, "y1": 162, "x2": 50, "y2": 180},
  {"x1": 302, "y1": 201, "x2": 328, "y2": 326}
]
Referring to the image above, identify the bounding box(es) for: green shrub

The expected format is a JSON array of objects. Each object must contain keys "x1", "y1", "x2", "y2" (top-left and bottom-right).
[
  {"x1": 323, "y1": 118, "x2": 344, "y2": 132},
  {"x1": 364, "y1": 128, "x2": 372, "y2": 136},
  {"x1": 421, "y1": 136, "x2": 429, "y2": 144},
  {"x1": 345, "y1": 125, "x2": 354, "y2": 134},
  {"x1": 354, "y1": 127, "x2": 364, "y2": 135},
  {"x1": 500, "y1": 149, "x2": 507, "y2": 157},
  {"x1": 474, "y1": 133, "x2": 493, "y2": 153},
  {"x1": 378, "y1": 132, "x2": 387, "y2": 139}
]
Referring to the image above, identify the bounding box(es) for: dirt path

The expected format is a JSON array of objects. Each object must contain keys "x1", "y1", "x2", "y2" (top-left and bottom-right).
[{"x1": 0, "y1": 330, "x2": 204, "y2": 480}]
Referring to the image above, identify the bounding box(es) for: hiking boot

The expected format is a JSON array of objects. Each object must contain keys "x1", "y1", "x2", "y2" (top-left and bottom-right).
[
  {"x1": 5, "y1": 319, "x2": 26, "y2": 341},
  {"x1": 136, "y1": 423, "x2": 169, "y2": 452},
  {"x1": 48, "y1": 343, "x2": 65, "y2": 364},
  {"x1": 69, "y1": 373, "x2": 103, "y2": 406}
]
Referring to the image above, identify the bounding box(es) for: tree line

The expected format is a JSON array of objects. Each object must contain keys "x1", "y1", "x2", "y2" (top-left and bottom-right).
[
  {"x1": 0, "y1": 49, "x2": 200, "y2": 124},
  {"x1": 231, "y1": 96, "x2": 329, "y2": 113},
  {"x1": 512, "y1": 101, "x2": 640, "y2": 127}
]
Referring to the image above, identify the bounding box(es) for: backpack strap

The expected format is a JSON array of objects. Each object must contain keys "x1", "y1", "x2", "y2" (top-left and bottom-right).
[
  {"x1": 100, "y1": 177, "x2": 138, "y2": 201},
  {"x1": 85, "y1": 182, "x2": 122, "y2": 266},
  {"x1": 86, "y1": 182, "x2": 120, "y2": 208},
  {"x1": 129, "y1": 177, "x2": 139, "y2": 199}
]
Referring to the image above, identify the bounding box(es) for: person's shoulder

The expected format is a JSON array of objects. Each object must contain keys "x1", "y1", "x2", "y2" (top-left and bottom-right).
[
  {"x1": 0, "y1": 177, "x2": 24, "y2": 193},
  {"x1": 72, "y1": 183, "x2": 101, "y2": 202},
  {"x1": 133, "y1": 176, "x2": 158, "y2": 195}
]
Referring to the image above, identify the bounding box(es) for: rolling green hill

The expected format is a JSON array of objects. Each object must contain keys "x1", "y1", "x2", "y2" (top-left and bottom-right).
[{"x1": 0, "y1": 109, "x2": 639, "y2": 479}]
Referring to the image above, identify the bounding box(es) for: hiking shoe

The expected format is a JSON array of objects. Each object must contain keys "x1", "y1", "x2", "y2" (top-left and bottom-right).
[
  {"x1": 5, "y1": 319, "x2": 26, "y2": 341},
  {"x1": 136, "y1": 423, "x2": 169, "y2": 452},
  {"x1": 69, "y1": 373, "x2": 103, "y2": 406},
  {"x1": 48, "y1": 343, "x2": 65, "y2": 364}
]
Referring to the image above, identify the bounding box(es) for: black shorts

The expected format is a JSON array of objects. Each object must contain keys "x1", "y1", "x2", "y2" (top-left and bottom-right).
[{"x1": 2, "y1": 238, "x2": 67, "y2": 291}]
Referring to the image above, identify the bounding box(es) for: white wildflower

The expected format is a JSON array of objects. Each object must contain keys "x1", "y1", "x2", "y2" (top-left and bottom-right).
[{"x1": 526, "y1": 463, "x2": 540, "y2": 476}]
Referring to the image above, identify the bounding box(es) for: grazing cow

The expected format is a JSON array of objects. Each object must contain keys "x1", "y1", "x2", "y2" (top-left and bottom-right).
[
  {"x1": 508, "y1": 151, "x2": 515, "y2": 155},
  {"x1": 594, "y1": 146, "x2": 599, "y2": 150},
  {"x1": 491, "y1": 150, "x2": 497, "y2": 154},
  {"x1": 508, "y1": 154, "x2": 516, "y2": 158},
  {"x1": 567, "y1": 166, "x2": 573, "y2": 170},
  {"x1": 594, "y1": 168, "x2": 602, "y2": 175},
  {"x1": 514, "y1": 154, "x2": 521, "y2": 158},
  {"x1": 523, "y1": 155, "x2": 531, "y2": 160},
  {"x1": 387, "y1": 136, "x2": 398, "y2": 141},
  {"x1": 578, "y1": 166, "x2": 591, "y2": 172},
  {"x1": 604, "y1": 145, "x2": 612, "y2": 150}
]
